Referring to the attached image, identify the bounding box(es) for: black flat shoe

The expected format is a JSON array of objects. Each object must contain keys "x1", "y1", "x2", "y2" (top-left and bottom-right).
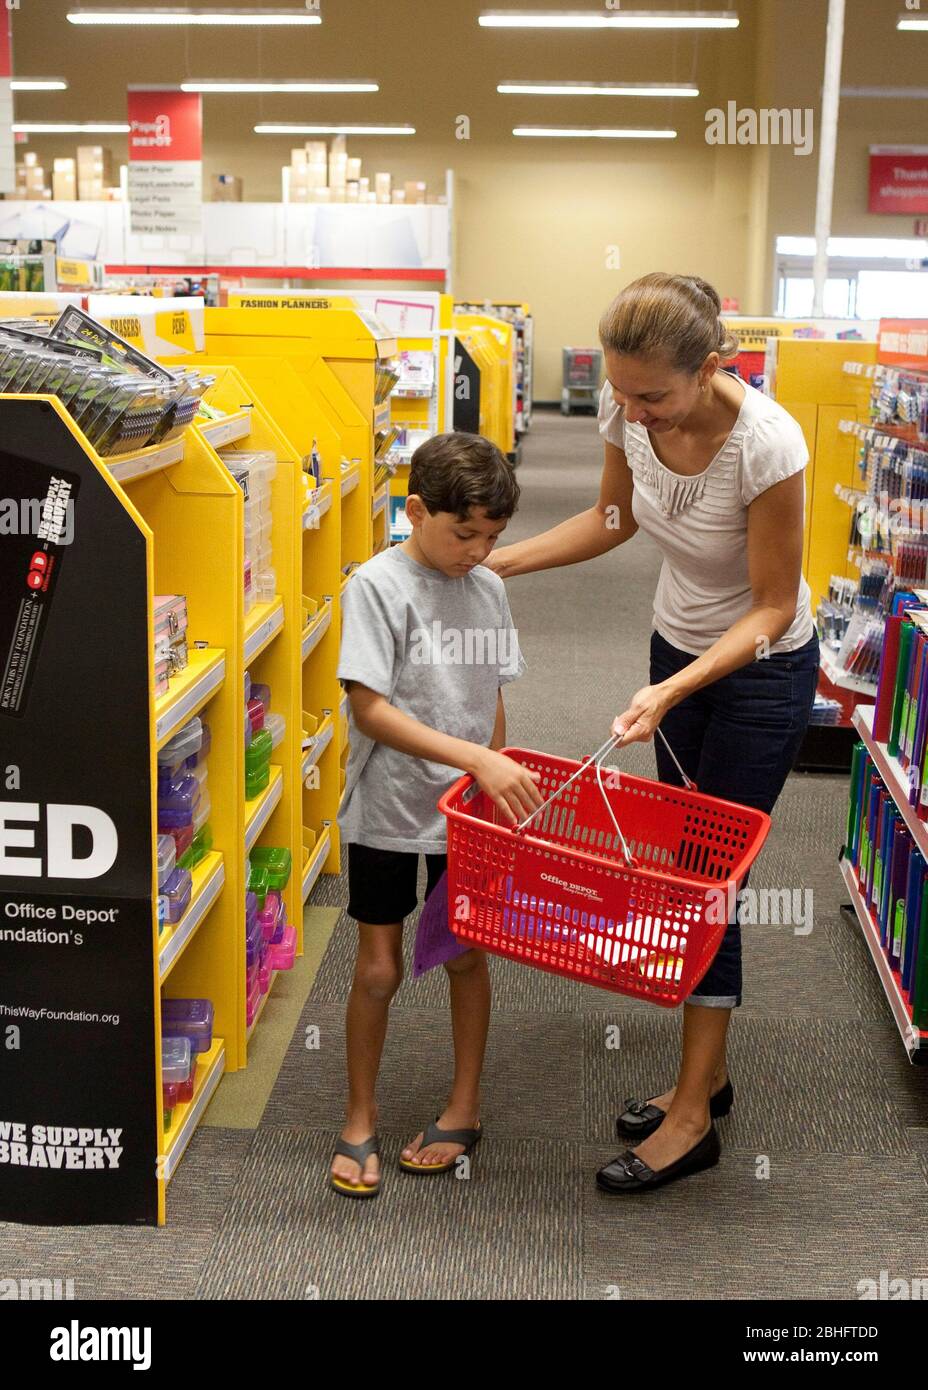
[
  {"x1": 596, "y1": 1125, "x2": 721, "y2": 1195},
  {"x1": 616, "y1": 1078, "x2": 733, "y2": 1140}
]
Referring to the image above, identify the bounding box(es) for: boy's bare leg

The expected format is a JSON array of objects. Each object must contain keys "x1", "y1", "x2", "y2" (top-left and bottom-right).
[
  {"x1": 402, "y1": 949, "x2": 491, "y2": 1167},
  {"x1": 332, "y1": 921, "x2": 403, "y2": 1188}
]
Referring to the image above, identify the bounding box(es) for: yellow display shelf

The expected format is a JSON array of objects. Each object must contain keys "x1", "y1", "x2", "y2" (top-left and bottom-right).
[
  {"x1": 155, "y1": 647, "x2": 226, "y2": 749},
  {"x1": 245, "y1": 765, "x2": 284, "y2": 852},
  {"x1": 454, "y1": 311, "x2": 518, "y2": 458},
  {"x1": 198, "y1": 408, "x2": 254, "y2": 450},
  {"x1": 163, "y1": 1039, "x2": 226, "y2": 1182},
  {"x1": 106, "y1": 434, "x2": 186, "y2": 485},
  {"x1": 302, "y1": 597, "x2": 333, "y2": 662},
  {"x1": 302, "y1": 712, "x2": 335, "y2": 779},
  {"x1": 770, "y1": 338, "x2": 878, "y2": 612},
  {"x1": 302, "y1": 825, "x2": 332, "y2": 904},
  {"x1": 244, "y1": 596, "x2": 285, "y2": 665},
  {"x1": 159, "y1": 851, "x2": 225, "y2": 983},
  {"x1": 246, "y1": 975, "x2": 277, "y2": 1041}
]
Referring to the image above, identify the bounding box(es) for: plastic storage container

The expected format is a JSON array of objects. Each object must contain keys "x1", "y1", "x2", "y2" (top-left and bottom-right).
[
  {"x1": 177, "y1": 824, "x2": 213, "y2": 872},
  {"x1": 249, "y1": 846, "x2": 292, "y2": 890},
  {"x1": 161, "y1": 998, "x2": 214, "y2": 1055},
  {"x1": 158, "y1": 715, "x2": 202, "y2": 770},
  {"x1": 157, "y1": 834, "x2": 176, "y2": 889},
  {"x1": 264, "y1": 713, "x2": 286, "y2": 750},
  {"x1": 162, "y1": 1035, "x2": 193, "y2": 1084},
  {"x1": 158, "y1": 774, "x2": 199, "y2": 830},
  {"x1": 159, "y1": 867, "x2": 192, "y2": 925},
  {"x1": 269, "y1": 925, "x2": 297, "y2": 972}
]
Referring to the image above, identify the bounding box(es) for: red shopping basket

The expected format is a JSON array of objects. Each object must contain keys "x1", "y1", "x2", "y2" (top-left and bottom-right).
[{"x1": 438, "y1": 738, "x2": 771, "y2": 1007}]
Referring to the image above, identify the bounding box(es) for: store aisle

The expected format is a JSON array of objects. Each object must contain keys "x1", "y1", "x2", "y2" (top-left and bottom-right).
[{"x1": 4, "y1": 412, "x2": 928, "y2": 1300}]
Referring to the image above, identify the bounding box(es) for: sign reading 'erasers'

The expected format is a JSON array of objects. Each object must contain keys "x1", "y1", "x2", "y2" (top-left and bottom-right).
[{"x1": 0, "y1": 399, "x2": 159, "y2": 1227}]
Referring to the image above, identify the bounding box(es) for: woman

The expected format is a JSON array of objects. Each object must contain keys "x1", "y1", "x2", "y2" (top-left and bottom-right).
[{"x1": 487, "y1": 273, "x2": 819, "y2": 1194}]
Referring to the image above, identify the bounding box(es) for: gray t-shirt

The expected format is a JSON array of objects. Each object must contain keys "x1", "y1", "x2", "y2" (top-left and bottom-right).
[{"x1": 337, "y1": 546, "x2": 526, "y2": 853}]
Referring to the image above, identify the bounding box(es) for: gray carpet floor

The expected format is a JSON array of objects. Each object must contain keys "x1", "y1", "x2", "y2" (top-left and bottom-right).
[{"x1": 4, "y1": 409, "x2": 928, "y2": 1301}]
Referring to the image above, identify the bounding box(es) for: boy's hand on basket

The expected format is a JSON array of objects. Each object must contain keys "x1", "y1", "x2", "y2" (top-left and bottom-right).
[
  {"x1": 612, "y1": 684, "x2": 672, "y2": 746},
  {"x1": 470, "y1": 748, "x2": 543, "y2": 827}
]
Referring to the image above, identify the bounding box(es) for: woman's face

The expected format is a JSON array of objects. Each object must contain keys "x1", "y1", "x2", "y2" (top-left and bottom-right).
[{"x1": 604, "y1": 349, "x2": 714, "y2": 433}]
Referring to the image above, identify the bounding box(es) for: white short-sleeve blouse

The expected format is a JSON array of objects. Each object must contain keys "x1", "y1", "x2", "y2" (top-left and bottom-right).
[{"x1": 598, "y1": 378, "x2": 815, "y2": 656}]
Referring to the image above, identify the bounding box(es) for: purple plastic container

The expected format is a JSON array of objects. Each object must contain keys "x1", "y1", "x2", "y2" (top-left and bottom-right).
[{"x1": 161, "y1": 998, "x2": 214, "y2": 1055}]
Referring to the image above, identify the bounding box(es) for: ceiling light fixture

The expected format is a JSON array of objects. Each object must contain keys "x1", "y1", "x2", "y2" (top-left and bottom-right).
[
  {"x1": 10, "y1": 79, "x2": 69, "y2": 91},
  {"x1": 514, "y1": 125, "x2": 677, "y2": 138},
  {"x1": 499, "y1": 81, "x2": 699, "y2": 97},
  {"x1": 255, "y1": 123, "x2": 415, "y2": 135},
  {"x1": 67, "y1": 8, "x2": 322, "y2": 26},
  {"x1": 481, "y1": 10, "x2": 738, "y2": 30},
  {"x1": 182, "y1": 80, "x2": 377, "y2": 93},
  {"x1": 897, "y1": 15, "x2": 928, "y2": 30},
  {"x1": 12, "y1": 122, "x2": 130, "y2": 133}
]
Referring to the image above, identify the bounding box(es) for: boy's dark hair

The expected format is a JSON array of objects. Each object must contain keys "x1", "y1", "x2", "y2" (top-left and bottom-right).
[{"x1": 408, "y1": 432, "x2": 520, "y2": 521}]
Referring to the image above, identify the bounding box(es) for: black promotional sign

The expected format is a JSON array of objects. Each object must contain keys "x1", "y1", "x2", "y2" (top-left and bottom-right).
[
  {"x1": 0, "y1": 399, "x2": 159, "y2": 1226},
  {"x1": 453, "y1": 339, "x2": 481, "y2": 436}
]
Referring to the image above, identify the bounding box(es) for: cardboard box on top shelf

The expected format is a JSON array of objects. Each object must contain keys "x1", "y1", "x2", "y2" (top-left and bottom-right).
[
  {"x1": 291, "y1": 148, "x2": 308, "y2": 169},
  {"x1": 332, "y1": 185, "x2": 347, "y2": 203},
  {"x1": 330, "y1": 133, "x2": 347, "y2": 157},
  {"x1": 22, "y1": 152, "x2": 39, "y2": 168},
  {"x1": 347, "y1": 156, "x2": 362, "y2": 181},
  {"x1": 359, "y1": 176, "x2": 370, "y2": 197},
  {"x1": 306, "y1": 141, "x2": 328, "y2": 165},
  {"x1": 346, "y1": 180, "x2": 360, "y2": 203},
  {"x1": 405, "y1": 180, "x2": 427, "y2": 205},
  {"x1": 103, "y1": 186, "x2": 124, "y2": 202},
  {"x1": 375, "y1": 171, "x2": 391, "y2": 202},
  {"x1": 212, "y1": 174, "x2": 243, "y2": 202},
  {"x1": 77, "y1": 146, "x2": 113, "y2": 181},
  {"x1": 329, "y1": 153, "x2": 347, "y2": 189},
  {"x1": 306, "y1": 164, "x2": 326, "y2": 190},
  {"x1": 53, "y1": 159, "x2": 77, "y2": 202},
  {"x1": 391, "y1": 189, "x2": 406, "y2": 204},
  {"x1": 314, "y1": 187, "x2": 331, "y2": 203}
]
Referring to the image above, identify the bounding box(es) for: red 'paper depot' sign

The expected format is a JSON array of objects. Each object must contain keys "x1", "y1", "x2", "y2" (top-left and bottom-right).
[
  {"x1": 127, "y1": 88, "x2": 203, "y2": 241},
  {"x1": 869, "y1": 147, "x2": 928, "y2": 216}
]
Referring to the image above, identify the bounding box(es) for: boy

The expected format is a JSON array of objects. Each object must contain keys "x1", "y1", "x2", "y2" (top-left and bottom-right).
[{"x1": 330, "y1": 432, "x2": 543, "y2": 1198}]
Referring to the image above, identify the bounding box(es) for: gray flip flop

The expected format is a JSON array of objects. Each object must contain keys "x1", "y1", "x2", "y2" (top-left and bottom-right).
[
  {"x1": 399, "y1": 1118, "x2": 483, "y2": 1174},
  {"x1": 331, "y1": 1134, "x2": 382, "y2": 1198}
]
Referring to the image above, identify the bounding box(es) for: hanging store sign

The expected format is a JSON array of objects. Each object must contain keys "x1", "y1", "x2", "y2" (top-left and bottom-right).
[
  {"x1": 127, "y1": 88, "x2": 203, "y2": 240},
  {"x1": 869, "y1": 147, "x2": 928, "y2": 216}
]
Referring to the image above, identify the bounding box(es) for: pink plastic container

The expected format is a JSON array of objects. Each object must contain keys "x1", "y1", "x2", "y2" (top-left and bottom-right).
[
  {"x1": 258, "y1": 890, "x2": 282, "y2": 943},
  {"x1": 269, "y1": 925, "x2": 297, "y2": 972}
]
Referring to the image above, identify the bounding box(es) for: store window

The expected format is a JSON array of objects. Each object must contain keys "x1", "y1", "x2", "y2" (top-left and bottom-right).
[{"x1": 774, "y1": 236, "x2": 928, "y2": 320}]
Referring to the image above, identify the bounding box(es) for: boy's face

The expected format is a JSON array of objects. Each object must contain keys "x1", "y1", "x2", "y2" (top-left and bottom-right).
[{"x1": 407, "y1": 499, "x2": 509, "y2": 576}]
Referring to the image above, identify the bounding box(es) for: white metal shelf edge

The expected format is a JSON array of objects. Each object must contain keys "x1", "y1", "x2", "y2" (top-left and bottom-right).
[
  {"x1": 156, "y1": 655, "x2": 226, "y2": 745},
  {"x1": 302, "y1": 604, "x2": 332, "y2": 661},
  {"x1": 159, "y1": 858, "x2": 225, "y2": 982},
  {"x1": 164, "y1": 1043, "x2": 225, "y2": 1182},
  {"x1": 244, "y1": 773, "x2": 283, "y2": 853},
  {"x1": 302, "y1": 718, "x2": 335, "y2": 778},
  {"x1": 839, "y1": 857, "x2": 925, "y2": 1062},
  {"x1": 244, "y1": 601, "x2": 284, "y2": 664},
  {"x1": 302, "y1": 827, "x2": 331, "y2": 903},
  {"x1": 340, "y1": 469, "x2": 360, "y2": 498},
  {"x1": 852, "y1": 704, "x2": 928, "y2": 860},
  {"x1": 200, "y1": 412, "x2": 253, "y2": 449},
  {"x1": 108, "y1": 436, "x2": 185, "y2": 484}
]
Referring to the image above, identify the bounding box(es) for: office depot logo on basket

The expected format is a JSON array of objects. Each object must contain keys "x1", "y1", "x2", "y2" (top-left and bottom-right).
[{"x1": 539, "y1": 871, "x2": 603, "y2": 904}]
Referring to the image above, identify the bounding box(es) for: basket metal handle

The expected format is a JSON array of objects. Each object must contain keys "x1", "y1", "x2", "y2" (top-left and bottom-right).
[
  {"x1": 513, "y1": 725, "x2": 697, "y2": 866},
  {"x1": 514, "y1": 733, "x2": 637, "y2": 865}
]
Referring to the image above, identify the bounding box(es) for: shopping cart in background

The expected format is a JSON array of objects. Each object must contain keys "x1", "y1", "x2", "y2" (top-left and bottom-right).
[
  {"x1": 561, "y1": 347, "x2": 603, "y2": 416},
  {"x1": 439, "y1": 734, "x2": 771, "y2": 1007}
]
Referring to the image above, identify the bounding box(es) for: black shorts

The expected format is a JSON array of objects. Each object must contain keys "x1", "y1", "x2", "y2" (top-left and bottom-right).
[{"x1": 346, "y1": 843, "x2": 447, "y2": 925}]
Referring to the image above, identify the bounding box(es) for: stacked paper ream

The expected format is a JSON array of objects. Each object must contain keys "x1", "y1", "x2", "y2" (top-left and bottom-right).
[
  {"x1": 53, "y1": 158, "x2": 77, "y2": 202},
  {"x1": 375, "y1": 171, "x2": 391, "y2": 203}
]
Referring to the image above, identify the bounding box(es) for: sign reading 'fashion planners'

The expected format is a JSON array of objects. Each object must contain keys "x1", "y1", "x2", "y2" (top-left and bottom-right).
[
  {"x1": 0, "y1": 398, "x2": 159, "y2": 1227},
  {"x1": 127, "y1": 88, "x2": 203, "y2": 241}
]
